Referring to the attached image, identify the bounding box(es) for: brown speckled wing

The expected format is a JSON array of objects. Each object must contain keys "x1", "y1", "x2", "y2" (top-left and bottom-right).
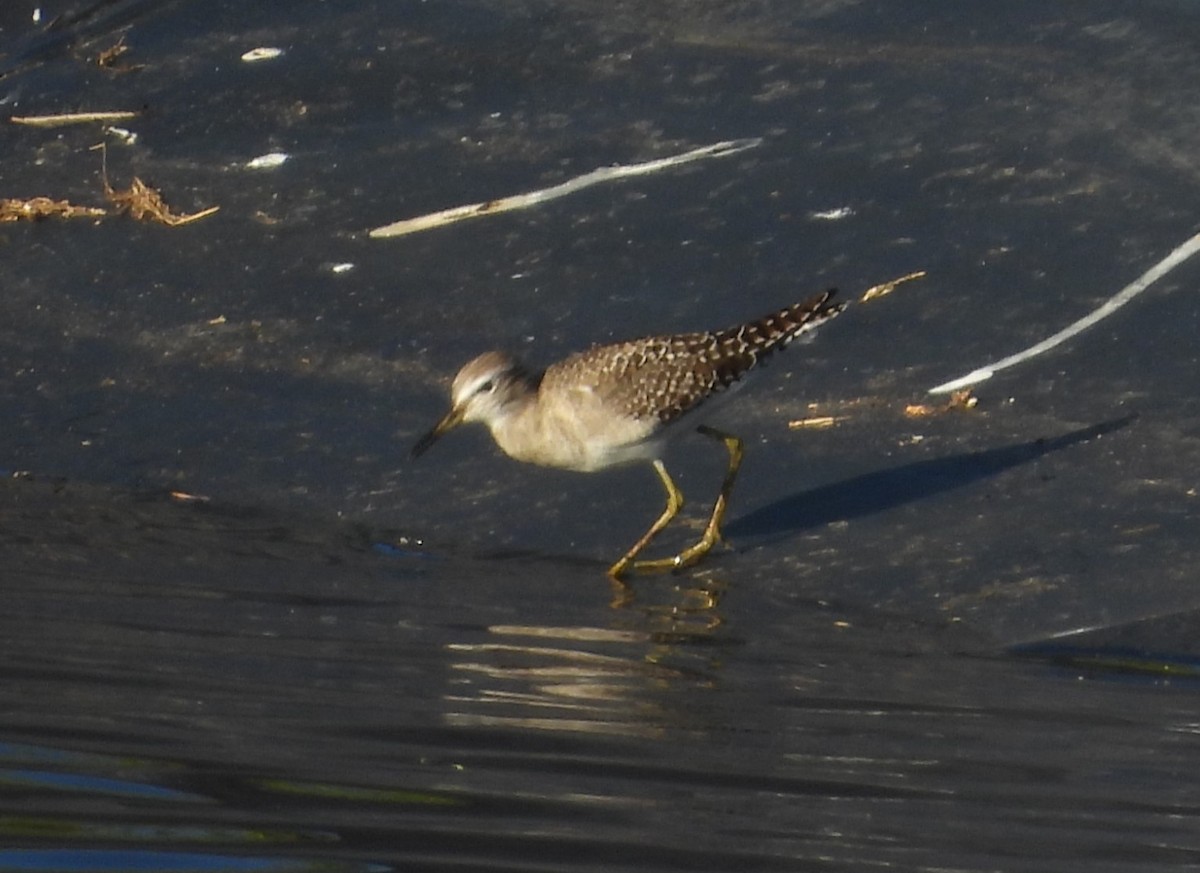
[{"x1": 543, "y1": 290, "x2": 845, "y2": 425}]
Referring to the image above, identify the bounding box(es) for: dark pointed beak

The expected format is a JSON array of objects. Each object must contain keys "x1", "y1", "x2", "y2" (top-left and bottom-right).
[{"x1": 411, "y1": 405, "x2": 466, "y2": 458}]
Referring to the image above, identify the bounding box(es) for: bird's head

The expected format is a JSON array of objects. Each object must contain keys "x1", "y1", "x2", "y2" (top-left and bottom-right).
[{"x1": 411, "y1": 350, "x2": 534, "y2": 458}]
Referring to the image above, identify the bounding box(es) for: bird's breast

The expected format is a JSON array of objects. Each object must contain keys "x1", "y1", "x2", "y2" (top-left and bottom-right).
[{"x1": 490, "y1": 391, "x2": 664, "y2": 473}]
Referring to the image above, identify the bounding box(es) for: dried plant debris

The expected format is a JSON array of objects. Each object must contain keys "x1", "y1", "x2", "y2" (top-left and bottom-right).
[
  {"x1": 0, "y1": 196, "x2": 107, "y2": 222},
  {"x1": 96, "y1": 37, "x2": 129, "y2": 66},
  {"x1": 904, "y1": 390, "x2": 979, "y2": 418},
  {"x1": 99, "y1": 145, "x2": 219, "y2": 226},
  {"x1": 788, "y1": 390, "x2": 977, "y2": 430},
  {"x1": 95, "y1": 36, "x2": 144, "y2": 73},
  {"x1": 103, "y1": 173, "x2": 219, "y2": 226},
  {"x1": 1, "y1": 150, "x2": 219, "y2": 228}
]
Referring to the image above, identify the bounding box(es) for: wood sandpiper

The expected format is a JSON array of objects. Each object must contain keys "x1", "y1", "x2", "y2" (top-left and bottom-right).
[{"x1": 412, "y1": 290, "x2": 846, "y2": 579}]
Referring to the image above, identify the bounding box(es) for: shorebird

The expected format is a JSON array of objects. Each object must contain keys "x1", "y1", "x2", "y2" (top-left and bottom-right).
[{"x1": 412, "y1": 290, "x2": 845, "y2": 578}]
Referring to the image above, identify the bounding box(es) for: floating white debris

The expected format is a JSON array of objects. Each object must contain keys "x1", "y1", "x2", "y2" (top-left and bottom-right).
[
  {"x1": 105, "y1": 126, "x2": 138, "y2": 145},
  {"x1": 328, "y1": 263, "x2": 355, "y2": 274},
  {"x1": 245, "y1": 152, "x2": 290, "y2": 170},
  {"x1": 369, "y1": 137, "x2": 763, "y2": 239},
  {"x1": 32, "y1": 7, "x2": 41, "y2": 24},
  {"x1": 241, "y1": 47, "x2": 284, "y2": 63},
  {"x1": 928, "y1": 230, "x2": 1200, "y2": 394},
  {"x1": 809, "y1": 206, "x2": 855, "y2": 221}
]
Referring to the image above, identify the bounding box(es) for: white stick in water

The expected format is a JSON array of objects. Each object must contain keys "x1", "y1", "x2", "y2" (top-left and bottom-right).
[
  {"x1": 368, "y1": 138, "x2": 763, "y2": 239},
  {"x1": 928, "y1": 230, "x2": 1200, "y2": 394}
]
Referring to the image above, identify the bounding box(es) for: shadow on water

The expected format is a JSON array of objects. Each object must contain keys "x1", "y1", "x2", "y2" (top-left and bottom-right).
[
  {"x1": 726, "y1": 415, "x2": 1138, "y2": 541},
  {"x1": 1012, "y1": 607, "x2": 1200, "y2": 683}
]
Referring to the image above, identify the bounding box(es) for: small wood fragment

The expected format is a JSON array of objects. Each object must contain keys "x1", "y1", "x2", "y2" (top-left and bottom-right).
[
  {"x1": 904, "y1": 390, "x2": 978, "y2": 418},
  {"x1": 787, "y1": 415, "x2": 845, "y2": 429},
  {"x1": 11, "y1": 111, "x2": 140, "y2": 127},
  {"x1": 369, "y1": 138, "x2": 762, "y2": 239},
  {"x1": 860, "y1": 270, "x2": 926, "y2": 302},
  {"x1": 95, "y1": 36, "x2": 142, "y2": 72}
]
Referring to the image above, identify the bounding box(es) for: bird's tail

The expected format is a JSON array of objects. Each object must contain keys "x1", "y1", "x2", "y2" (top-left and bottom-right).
[{"x1": 714, "y1": 289, "x2": 846, "y2": 358}]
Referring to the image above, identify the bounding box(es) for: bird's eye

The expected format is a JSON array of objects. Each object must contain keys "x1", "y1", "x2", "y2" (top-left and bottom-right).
[{"x1": 479, "y1": 379, "x2": 495, "y2": 394}]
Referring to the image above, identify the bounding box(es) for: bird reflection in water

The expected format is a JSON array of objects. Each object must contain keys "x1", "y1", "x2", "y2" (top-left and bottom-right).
[{"x1": 442, "y1": 577, "x2": 730, "y2": 739}]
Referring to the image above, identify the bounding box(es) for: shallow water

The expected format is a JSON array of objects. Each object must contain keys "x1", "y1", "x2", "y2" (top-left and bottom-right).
[
  {"x1": 3, "y1": 0, "x2": 1200, "y2": 869},
  {"x1": 3, "y1": 477, "x2": 1200, "y2": 871}
]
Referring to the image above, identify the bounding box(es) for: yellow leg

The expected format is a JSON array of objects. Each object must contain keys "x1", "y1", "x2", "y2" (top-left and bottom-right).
[
  {"x1": 608, "y1": 426, "x2": 744, "y2": 580},
  {"x1": 662, "y1": 425, "x2": 743, "y2": 569},
  {"x1": 694, "y1": 425, "x2": 743, "y2": 548},
  {"x1": 607, "y1": 459, "x2": 684, "y2": 580}
]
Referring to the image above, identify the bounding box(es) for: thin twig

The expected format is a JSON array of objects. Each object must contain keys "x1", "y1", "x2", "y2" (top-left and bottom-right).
[
  {"x1": 928, "y1": 231, "x2": 1200, "y2": 394},
  {"x1": 12, "y1": 111, "x2": 140, "y2": 127},
  {"x1": 368, "y1": 138, "x2": 763, "y2": 239}
]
